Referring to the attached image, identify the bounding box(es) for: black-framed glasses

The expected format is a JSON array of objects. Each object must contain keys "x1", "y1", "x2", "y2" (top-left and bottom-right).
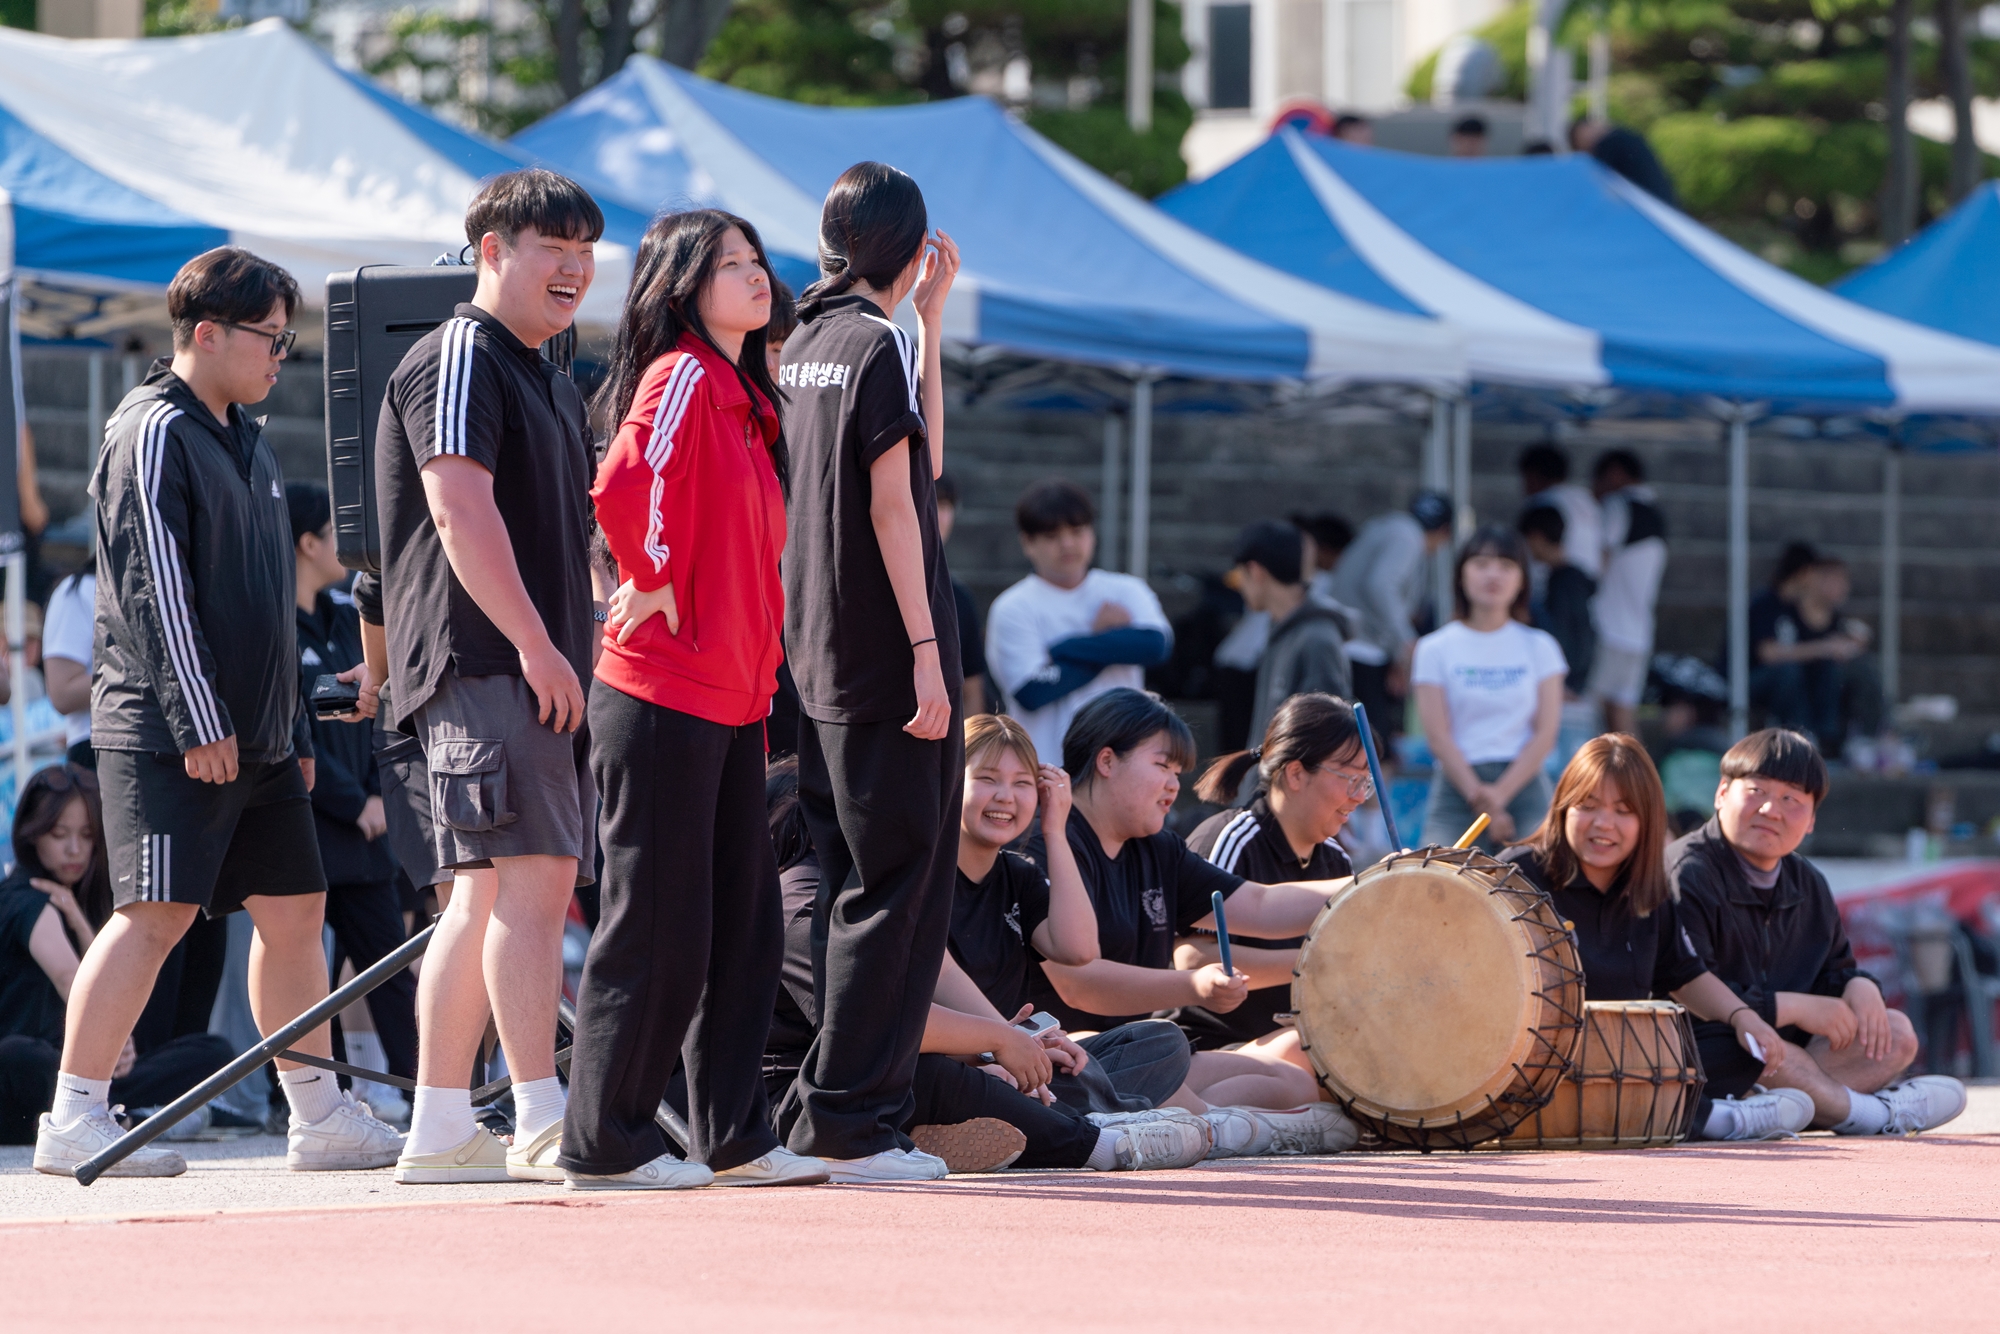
[{"x1": 217, "y1": 321, "x2": 297, "y2": 357}]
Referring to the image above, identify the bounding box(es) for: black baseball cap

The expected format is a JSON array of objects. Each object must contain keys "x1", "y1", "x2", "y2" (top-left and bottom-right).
[
  {"x1": 1232, "y1": 519, "x2": 1304, "y2": 585},
  {"x1": 1410, "y1": 489, "x2": 1453, "y2": 532}
]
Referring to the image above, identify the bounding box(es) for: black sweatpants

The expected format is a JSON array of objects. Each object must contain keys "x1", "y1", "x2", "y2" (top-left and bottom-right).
[
  {"x1": 561, "y1": 687, "x2": 783, "y2": 1176},
  {"x1": 910, "y1": 1054, "x2": 1097, "y2": 1169},
  {"x1": 324, "y1": 879, "x2": 419, "y2": 1081},
  {"x1": 0, "y1": 1032, "x2": 234, "y2": 1144},
  {"x1": 779, "y1": 714, "x2": 964, "y2": 1160}
]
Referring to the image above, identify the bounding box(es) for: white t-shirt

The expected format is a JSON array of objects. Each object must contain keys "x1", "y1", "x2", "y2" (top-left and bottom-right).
[
  {"x1": 42, "y1": 572, "x2": 95, "y2": 749},
  {"x1": 1411, "y1": 619, "x2": 1567, "y2": 765},
  {"x1": 985, "y1": 568, "x2": 1170, "y2": 769},
  {"x1": 1592, "y1": 487, "x2": 1668, "y2": 653}
]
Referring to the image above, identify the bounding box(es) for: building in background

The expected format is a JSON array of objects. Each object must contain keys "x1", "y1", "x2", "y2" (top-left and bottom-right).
[
  {"x1": 1179, "y1": 0, "x2": 1515, "y2": 178},
  {"x1": 35, "y1": 0, "x2": 141, "y2": 38}
]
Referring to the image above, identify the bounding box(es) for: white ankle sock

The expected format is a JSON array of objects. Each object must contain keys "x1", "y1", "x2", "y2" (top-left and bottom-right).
[
  {"x1": 1085, "y1": 1128, "x2": 1122, "y2": 1171},
  {"x1": 1832, "y1": 1088, "x2": 1891, "y2": 1134},
  {"x1": 50, "y1": 1074, "x2": 111, "y2": 1128},
  {"x1": 279, "y1": 1067, "x2": 343, "y2": 1126},
  {"x1": 405, "y1": 1086, "x2": 477, "y2": 1157},
  {"x1": 511, "y1": 1076, "x2": 566, "y2": 1142},
  {"x1": 1701, "y1": 1101, "x2": 1741, "y2": 1140}
]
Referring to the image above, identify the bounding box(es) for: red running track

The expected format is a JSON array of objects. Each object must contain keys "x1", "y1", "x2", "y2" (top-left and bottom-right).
[{"x1": 7, "y1": 1136, "x2": 1997, "y2": 1332}]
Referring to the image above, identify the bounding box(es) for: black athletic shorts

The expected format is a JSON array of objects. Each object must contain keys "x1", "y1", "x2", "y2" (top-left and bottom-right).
[{"x1": 98, "y1": 750, "x2": 327, "y2": 916}]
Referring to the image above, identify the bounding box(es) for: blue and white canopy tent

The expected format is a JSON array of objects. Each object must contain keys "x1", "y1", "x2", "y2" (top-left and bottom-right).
[
  {"x1": 1836, "y1": 182, "x2": 2000, "y2": 349},
  {"x1": 1159, "y1": 130, "x2": 2000, "y2": 732},
  {"x1": 513, "y1": 57, "x2": 1468, "y2": 576}
]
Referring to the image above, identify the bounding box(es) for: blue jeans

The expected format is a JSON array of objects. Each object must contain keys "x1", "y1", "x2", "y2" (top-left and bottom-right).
[{"x1": 1421, "y1": 760, "x2": 1553, "y2": 851}]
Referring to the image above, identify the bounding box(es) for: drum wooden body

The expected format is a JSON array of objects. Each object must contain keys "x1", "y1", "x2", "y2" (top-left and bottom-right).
[
  {"x1": 1501, "y1": 1000, "x2": 1705, "y2": 1149},
  {"x1": 1292, "y1": 848, "x2": 1584, "y2": 1150}
]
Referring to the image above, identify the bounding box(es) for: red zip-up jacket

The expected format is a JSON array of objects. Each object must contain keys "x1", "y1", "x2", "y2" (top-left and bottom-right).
[{"x1": 591, "y1": 334, "x2": 785, "y2": 726}]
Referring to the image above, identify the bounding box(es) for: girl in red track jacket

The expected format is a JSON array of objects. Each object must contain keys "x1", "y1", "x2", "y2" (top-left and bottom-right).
[{"x1": 558, "y1": 210, "x2": 828, "y2": 1190}]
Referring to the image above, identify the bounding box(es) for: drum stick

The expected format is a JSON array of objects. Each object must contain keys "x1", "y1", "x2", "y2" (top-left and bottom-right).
[
  {"x1": 1351, "y1": 702, "x2": 1399, "y2": 850},
  {"x1": 1452, "y1": 813, "x2": 1491, "y2": 849},
  {"x1": 1211, "y1": 890, "x2": 1234, "y2": 977}
]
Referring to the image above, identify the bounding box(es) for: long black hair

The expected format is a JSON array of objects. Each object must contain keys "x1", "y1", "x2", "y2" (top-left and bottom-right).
[
  {"x1": 1453, "y1": 524, "x2": 1533, "y2": 623},
  {"x1": 796, "y1": 162, "x2": 929, "y2": 322},
  {"x1": 1195, "y1": 693, "x2": 1366, "y2": 804},
  {"x1": 592, "y1": 208, "x2": 788, "y2": 491},
  {"x1": 13, "y1": 764, "x2": 112, "y2": 930}
]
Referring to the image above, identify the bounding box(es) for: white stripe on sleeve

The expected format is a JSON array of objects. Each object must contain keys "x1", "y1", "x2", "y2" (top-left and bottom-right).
[
  {"x1": 432, "y1": 318, "x2": 478, "y2": 457},
  {"x1": 641, "y1": 356, "x2": 705, "y2": 573},
  {"x1": 133, "y1": 404, "x2": 225, "y2": 746},
  {"x1": 1207, "y1": 810, "x2": 1260, "y2": 874}
]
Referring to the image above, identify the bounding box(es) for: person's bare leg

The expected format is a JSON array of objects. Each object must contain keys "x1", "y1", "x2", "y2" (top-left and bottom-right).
[
  {"x1": 58, "y1": 902, "x2": 197, "y2": 1079},
  {"x1": 1756, "y1": 1039, "x2": 1855, "y2": 1127},
  {"x1": 1243, "y1": 1027, "x2": 1320, "y2": 1080},
  {"x1": 481, "y1": 854, "x2": 574, "y2": 1084},
  {"x1": 1186, "y1": 1050, "x2": 1322, "y2": 1110},
  {"x1": 1808, "y1": 1010, "x2": 1919, "y2": 1095},
  {"x1": 414, "y1": 868, "x2": 498, "y2": 1088},
  {"x1": 242, "y1": 893, "x2": 334, "y2": 1067}
]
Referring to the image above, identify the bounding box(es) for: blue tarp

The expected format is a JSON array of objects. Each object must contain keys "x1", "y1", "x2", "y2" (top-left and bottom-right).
[{"x1": 513, "y1": 58, "x2": 1464, "y2": 386}]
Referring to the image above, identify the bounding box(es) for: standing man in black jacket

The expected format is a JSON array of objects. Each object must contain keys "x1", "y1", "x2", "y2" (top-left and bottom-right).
[
  {"x1": 1669, "y1": 729, "x2": 1965, "y2": 1136},
  {"x1": 33, "y1": 248, "x2": 403, "y2": 1178},
  {"x1": 290, "y1": 482, "x2": 416, "y2": 1094}
]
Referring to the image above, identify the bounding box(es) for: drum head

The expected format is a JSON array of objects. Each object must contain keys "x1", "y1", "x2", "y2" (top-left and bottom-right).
[{"x1": 1296, "y1": 860, "x2": 1548, "y2": 1124}]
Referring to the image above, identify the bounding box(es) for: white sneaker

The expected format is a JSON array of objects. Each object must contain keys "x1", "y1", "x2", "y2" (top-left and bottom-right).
[
  {"x1": 566, "y1": 1151, "x2": 714, "y2": 1191},
  {"x1": 34, "y1": 1109, "x2": 186, "y2": 1178},
  {"x1": 1252, "y1": 1103, "x2": 1360, "y2": 1156},
  {"x1": 711, "y1": 1146, "x2": 831, "y2": 1187},
  {"x1": 1101, "y1": 1117, "x2": 1211, "y2": 1170},
  {"x1": 1875, "y1": 1076, "x2": 1968, "y2": 1135},
  {"x1": 1200, "y1": 1106, "x2": 1273, "y2": 1159},
  {"x1": 506, "y1": 1120, "x2": 565, "y2": 1182},
  {"x1": 824, "y1": 1148, "x2": 948, "y2": 1184},
  {"x1": 288, "y1": 1092, "x2": 404, "y2": 1171},
  {"x1": 1707, "y1": 1087, "x2": 1815, "y2": 1141},
  {"x1": 394, "y1": 1127, "x2": 512, "y2": 1183}
]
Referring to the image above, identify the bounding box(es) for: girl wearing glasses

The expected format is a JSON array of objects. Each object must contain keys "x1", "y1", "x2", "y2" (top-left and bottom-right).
[{"x1": 1182, "y1": 693, "x2": 1374, "y2": 1052}]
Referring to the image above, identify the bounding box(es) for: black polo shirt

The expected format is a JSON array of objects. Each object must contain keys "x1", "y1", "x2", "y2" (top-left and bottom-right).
[
  {"x1": 780, "y1": 295, "x2": 960, "y2": 724},
  {"x1": 1177, "y1": 796, "x2": 1350, "y2": 1048},
  {"x1": 1024, "y1": 808, "x2": 1243, "y2": 1030},
  {"x1": 1667, "y1": 819, "x2": 1867, "y2": 1030},
  {"x1": 1496, "y1": 845, "x2": 1705, "y2": 1002},
  {"x1": 375, "y1": 302, "x2": 595, "y2": 730},
  {"x1": 948, "y1": 850, "x2": 1052, "y2": 1018}
]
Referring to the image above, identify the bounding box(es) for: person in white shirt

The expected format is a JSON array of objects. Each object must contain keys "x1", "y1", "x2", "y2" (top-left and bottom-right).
[
  {"x1": 41, "y1": 560, "x2": 95, "y2": 768},
  {"x1": 1324, "y1": 490, "x2": 1453, "y2": 738},
  {"x1": 1413, "y1": 527, "x2": 1567, "y2": 851},
  {"x1": 984, "y1": 481, "x2": 1171, "y2": 767},
  {"x1": 1588, "y1": 450, "x2": 1668, "y2": 735},
  {"x1": 1518, "y1": 443, "x2": 1602, "y2": 581}
]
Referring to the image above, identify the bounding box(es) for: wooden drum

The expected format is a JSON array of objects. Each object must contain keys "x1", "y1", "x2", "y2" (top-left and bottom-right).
[
  {"x1": 1501, "y1": 1000, "x2": 1706, "y2": 1149},
  {"x1": 1292, "y1": 848, "x2": 1585, "y2": 1151}
]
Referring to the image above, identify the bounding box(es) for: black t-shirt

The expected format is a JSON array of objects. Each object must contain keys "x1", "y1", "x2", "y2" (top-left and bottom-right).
[
  {"x1": 1024, "y1": 808, "x2": 1243, "y2": 1030},
  {"x1": 1178, "y1": 796, "x2": 1350, "y2": 1048},
  {"x1": 375, "y1": 303, "x2": 595, "y2": 729},
  {"x1": 1748, "y1": 589, "x2": 1830, "y2": 659},
  {"x1": 1496, "y1": 845, "x2": 1705, "y2": 1002},
  {"x1": 779, "y1": 295, "x2": 961, "y2": 724},
  {"x1": 948, "y1": 850, "x2": 1051, "y2": 1019},
  {"x1": 0, "y1": 873, "x2": 69, "y2": 1045},
  {"x1": 952, "y1": 576, "x2": 987, "y2": 686}
]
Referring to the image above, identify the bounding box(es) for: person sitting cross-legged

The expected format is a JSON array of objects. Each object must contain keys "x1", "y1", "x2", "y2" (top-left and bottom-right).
[
  {"x1": 1024, "y1": 688, "x2": 1361, "y2": 1158},
  {"x1": 1668, "y1": 729, "x2": 1965, "y2": 1137}
]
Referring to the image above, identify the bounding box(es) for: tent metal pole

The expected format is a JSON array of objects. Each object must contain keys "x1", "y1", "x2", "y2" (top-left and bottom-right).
[
  {"x1": 1126, "y1": 0, "x2": 1154, "y2": 133},
  {"x1": 1127, "y1": 375, "x2": 1154, "y2": 581},
  {"x1": 1451, "y1": 396, "x2": 1474, "y2": 541},
  {"x1": 1727, "y1": 416, "x2": 1750, "y2": 739},
  {"x1": 1426, "y1": 394, "x2": 1453, "y2": 625},
  {"x1": 1100, "y1": 413, "x2": 1124, "y2": 573},
  {"x1": 1882, "y1": 443, "x2": 1902, "y2": 713},
  {"x1": 87, "y1": 352, "x2": 104, "y2": 470},
  {"x1": 7, "y1": 551, "x2": 24, "y2": 796}
]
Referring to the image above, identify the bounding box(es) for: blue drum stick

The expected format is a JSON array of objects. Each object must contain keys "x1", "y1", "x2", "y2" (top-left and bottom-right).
[
  {"x1": 1211, "y1": 890, "x2": 1234, "y2": 976},
  {"x1": 1351, "y1": 702, "x2": 1400, "y2": 851}
]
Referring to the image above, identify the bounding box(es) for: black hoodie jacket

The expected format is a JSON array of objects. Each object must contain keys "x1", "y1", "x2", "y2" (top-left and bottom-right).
[
  {"x1": 90, "y1": 363, "x2": 310, "y2": 765},
  {"x1": 297, "y1": 588, "x2": 393, "y2": 886}
]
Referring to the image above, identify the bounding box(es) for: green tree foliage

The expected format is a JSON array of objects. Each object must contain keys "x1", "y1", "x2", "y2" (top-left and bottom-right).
[
  {"x1": 700, "y1": 1, "x2": 1193, "y2": 195},
  {"x1": 1408, "y1": 0, "x2": 2000, "y2": 280}
]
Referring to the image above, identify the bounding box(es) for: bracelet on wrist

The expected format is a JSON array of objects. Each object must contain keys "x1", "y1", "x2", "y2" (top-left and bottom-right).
[
  {"x1": 1727, "y1": 1005, "x2": 1754, "y2": 1026},
  {"x1": 910, "y1": 636, "x2": 937, "y2": 649}
]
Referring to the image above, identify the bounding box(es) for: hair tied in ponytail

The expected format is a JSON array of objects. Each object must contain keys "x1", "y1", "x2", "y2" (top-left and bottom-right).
[{"x1": 795, "y1": 161, "x2": 929, "y2": 324}]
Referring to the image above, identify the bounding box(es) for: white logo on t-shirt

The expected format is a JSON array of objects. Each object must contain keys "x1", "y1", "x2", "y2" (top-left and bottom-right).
[
  {"x1": 1142, "y1": 887, "x2": 1167, "y2": 928},
  {"x1": 1003, "y1": 902, "x2": 1022, "y2": 941},
  {"x1": 778, "y1": 361, "x2": 851, "y2": 389},
  {"x1": 300, "y1": 647, "x2": 322, "y2": 668}
]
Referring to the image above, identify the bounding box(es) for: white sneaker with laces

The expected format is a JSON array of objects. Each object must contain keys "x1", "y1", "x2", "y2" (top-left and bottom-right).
[
  {"x1": 711, "y1": 1146, "x2": 831, "y2": 1186},
  {"x1": 288, "y1": 1091, "x2": 404, "y2": 1171},
  {"x1": 1105, "y1": 1117, "x2": 1211, "y2": 1170},
  {"x1": 1875, "y1": 1076, "x2": 1968, "y2": 1135},
  {"x1": 1708, "y1": 1087, "x2": 1815, "y2": 1141},
  {"x1": 34, "y1": 1109, "x2": 187, "y2": 1178},
  {"x1": 824, "y1": 1148, "x2": 948, "y2": 1184},
  {"x1": 1200, "y1": 1106, "x2": 1273, "y2": 1159},
  {"x1": 566, "y1": 1151, "x2": 714, "y2": 1191}
]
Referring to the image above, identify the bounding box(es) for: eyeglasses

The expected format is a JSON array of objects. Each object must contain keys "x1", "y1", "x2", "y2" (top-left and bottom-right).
[
  {"x1": 1318, "y1": 766, "x2": 1374, "y2": 802},
  {"x1": 217, "y1": 321, "x2": 297, "y2": 357}
]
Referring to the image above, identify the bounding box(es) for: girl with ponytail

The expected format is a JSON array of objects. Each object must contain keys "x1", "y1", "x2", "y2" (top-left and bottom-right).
[{"x1": 776, "y1": 162, "x2": 970, "y2": 1183}]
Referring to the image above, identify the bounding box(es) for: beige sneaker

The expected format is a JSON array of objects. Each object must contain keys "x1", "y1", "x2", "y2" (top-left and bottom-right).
[
  {"x1": 394, "y1": 1127, "x2": 512, "y2": 1184},
  {"x1": 711, "y1": 1146, "x2": 831, "y2": 1187},
  {"x1": 566, "y1": 1151, "x2": 714, "y2": 1191},
  {"x1": 506, "y1": 1120, "x2": 565, "y2": 1182}
]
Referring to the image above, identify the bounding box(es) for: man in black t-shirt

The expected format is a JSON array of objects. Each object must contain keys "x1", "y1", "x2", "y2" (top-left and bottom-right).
[{"x1": 375, "y1": 170, "x2": 604, "y2": 1185}]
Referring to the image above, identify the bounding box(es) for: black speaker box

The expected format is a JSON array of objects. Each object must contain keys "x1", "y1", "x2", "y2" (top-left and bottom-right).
[{"x1": 323, "y1": 265, "x2": 477, "y2": 573}]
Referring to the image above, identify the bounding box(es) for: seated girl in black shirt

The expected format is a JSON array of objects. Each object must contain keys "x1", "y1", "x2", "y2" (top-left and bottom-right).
[
  {"x1": 1495, "y1": 733, "x2": 1813, "y2": 1141},
  {"x1": 1026, "y1": 689, "x2": 1360, "y2": 1157}
]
